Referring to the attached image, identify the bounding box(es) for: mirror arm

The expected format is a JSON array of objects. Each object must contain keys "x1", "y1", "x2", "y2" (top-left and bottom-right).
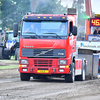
[{"x1": 69, "y1": 32, "x2": 73, "y2": 37}]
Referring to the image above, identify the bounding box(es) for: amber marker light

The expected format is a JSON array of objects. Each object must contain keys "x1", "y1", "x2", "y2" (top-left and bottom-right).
[
  {"x1": 43, "y1": 17, "x2": 46, "y2": 18},
  {"x1": 25, "y1": 16, "x2": 28, "y2": 18},
  {"x1": 62, "y1": 17, "x2": 65, "y2": 19},
  {"x1": 65, "y1": 65, "x2": 69, "y2": 68},
  {"x1": 19, "y1": 65, "x2": 21, "y2": 67},
  {"x1": 49, "y1": 17, "x2": 52, "y2": 19}
]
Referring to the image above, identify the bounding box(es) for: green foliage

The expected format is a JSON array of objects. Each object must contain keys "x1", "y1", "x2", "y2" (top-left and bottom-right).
[
  {"x1": 1, "y1": 0, "x2": 67, "y2": 30},
  {"x1": 72, "y1": 0, "x2": 85, "y2": 26},
  {"x1": 36, "y1": 0, "x2": 67, "y2": 14},
  {"x1": 1, "y1": 0, "x2": 30, "y2": 30}
]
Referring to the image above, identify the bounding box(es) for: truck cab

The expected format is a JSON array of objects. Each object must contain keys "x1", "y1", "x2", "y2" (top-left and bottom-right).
[{"x1": 13, "y1": 9, "x2": 86, "y2": 83}]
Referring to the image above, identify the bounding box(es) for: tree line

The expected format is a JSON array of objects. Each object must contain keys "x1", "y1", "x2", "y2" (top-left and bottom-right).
[{"x1": 0, "y1": 0, "x2": 85, "y2": 31}]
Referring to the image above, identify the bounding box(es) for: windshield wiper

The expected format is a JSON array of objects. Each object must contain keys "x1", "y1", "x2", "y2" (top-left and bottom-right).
[
  {"x1": 23, "y1": 32, "x2": 40, "y2": 38},
  {"x1": 22, "y1": 36, "x2": 38, "y2": 39},
  {"x1": 43, "y1": 33, "x2": 61, "y2": 39}
]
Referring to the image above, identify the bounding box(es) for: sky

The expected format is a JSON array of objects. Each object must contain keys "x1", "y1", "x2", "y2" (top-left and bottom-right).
[
  {"x1": 61, "y1": 0, "x2": 73, "y2": 8},
  {"x1": 91, "y1": 0, "x2": 100, "y2": 14},
  {"x1": 61, "y1": 0, "x2": 100, "y2": 14}
]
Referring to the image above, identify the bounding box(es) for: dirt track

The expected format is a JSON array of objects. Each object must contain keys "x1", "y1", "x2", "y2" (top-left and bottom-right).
[
  {"x1": 0, "y1": 60, "x2": 18, "y2": 66},
  {"x1": 0, "y1": 60, "x2": 100, "y2": 100}
]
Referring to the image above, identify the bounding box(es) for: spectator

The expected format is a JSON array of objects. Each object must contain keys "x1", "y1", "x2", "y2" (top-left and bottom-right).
[{"x1": 93, "y1": 27, "x2": 100, "y2": 35}]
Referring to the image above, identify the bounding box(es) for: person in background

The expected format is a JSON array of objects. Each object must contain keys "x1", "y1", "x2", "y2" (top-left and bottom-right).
[{"x1": 93, "y1": 27, "x2": 100, "y2": 35}]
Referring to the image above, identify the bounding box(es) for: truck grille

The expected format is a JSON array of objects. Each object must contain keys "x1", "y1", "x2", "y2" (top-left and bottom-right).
[
  {"x1": 34, "y1": 59, "x2": 53, "y2": 67},
  {"x1": 21, "y1": 49, "x2": 65, "y2": 58}
]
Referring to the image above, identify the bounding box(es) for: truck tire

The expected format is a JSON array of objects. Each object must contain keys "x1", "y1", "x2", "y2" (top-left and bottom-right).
[
  {"x1": 65, "y1": 63, "x2": 75, "y2": 83},
  {"x1": 15, "y1": 48, "x2": 19, "y2": 60},
  {"x1": 0, "y1": 47, "x2": 4, "y2": 59},
  {"x1": 75, "y1": 60, "x2": 86, "y2": 81},
  {"x1": 20, "y1": 73, "x2": 30, "y2": 81}
]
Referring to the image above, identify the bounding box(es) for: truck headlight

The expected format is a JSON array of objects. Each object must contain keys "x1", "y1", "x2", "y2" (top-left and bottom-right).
[
  {"x1": 20, "y1": 59, "x2": 28, "y2": 64},
  {"x1": 59, "y1": 60, "x2": 66, "y2": 65}
]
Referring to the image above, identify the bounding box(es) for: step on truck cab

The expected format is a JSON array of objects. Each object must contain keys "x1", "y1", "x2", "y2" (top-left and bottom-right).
[{"x1": 13, "y1": 8, "x2": 86, "y2": 83}]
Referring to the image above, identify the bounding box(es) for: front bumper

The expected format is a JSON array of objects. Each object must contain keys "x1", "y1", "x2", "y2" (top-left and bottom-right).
[
  {"x1": 19, "y1": 67, "x2": 70, "y2": 75},
  {"x1": 19, "y1": 58, "x2": 71, "y2": 75}
]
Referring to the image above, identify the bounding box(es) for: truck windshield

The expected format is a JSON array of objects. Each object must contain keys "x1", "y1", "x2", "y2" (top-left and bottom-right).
[{"x1": 22, "y1": 21, "x2": 68, "y2": 39}]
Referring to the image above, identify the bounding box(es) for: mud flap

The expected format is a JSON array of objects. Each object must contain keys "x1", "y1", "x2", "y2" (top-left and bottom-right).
[{"x1": 75, "y1": 59, "x2": 86, "y2": 81}]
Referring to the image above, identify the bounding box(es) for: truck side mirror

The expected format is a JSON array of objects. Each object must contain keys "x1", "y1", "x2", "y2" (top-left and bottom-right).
[
  {"x1": 13, "y1": 23, "x2": 18, "y2": 37},
  {"x1": 70, "y1": 22, "x2": 73, "y2": 33},
  {"x1": 18, "y1": 31, "x2": 20, "y2": 36},
  {"x1": 72, "y1": 26, "x2": 77, "y2": 36}
]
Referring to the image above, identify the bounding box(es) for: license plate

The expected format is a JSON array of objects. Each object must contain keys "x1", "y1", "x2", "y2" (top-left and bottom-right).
[{"x1": 37, "y1": 70, "x2": 49, "y2": 73}]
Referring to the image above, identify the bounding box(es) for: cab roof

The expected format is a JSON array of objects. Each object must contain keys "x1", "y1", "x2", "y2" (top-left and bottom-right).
[{"x1": 23, "y1": 14, "x2": 68, "y2": 21}]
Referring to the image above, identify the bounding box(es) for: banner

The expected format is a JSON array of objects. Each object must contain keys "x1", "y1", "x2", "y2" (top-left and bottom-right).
[{"x1": 77, "y1": 41, "x2": 100, "y2": 50}]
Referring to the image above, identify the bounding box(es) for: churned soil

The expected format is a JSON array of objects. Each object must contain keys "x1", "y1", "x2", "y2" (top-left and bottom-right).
[
  {"x1": 0, "y1": 60, "x2": 100, "y2": 100},
  {"x1": 0, "y1": 60, "x2": 19, "y2": 79},
  {"x1": 0, "y1": 60, "x2": 19, "y2": 66}
]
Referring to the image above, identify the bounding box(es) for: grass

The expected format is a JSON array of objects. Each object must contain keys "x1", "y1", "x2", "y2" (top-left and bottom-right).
[
  {"x1": 0, "y1": 56, "x2": 19, "y2": 63},
  {"x1": 0, "y1": 65, "x2": 18, "y2": 69},
  {"x1": 0, "y1": 60, "x2": 19, "y2": 63},
  {"x1": 0, "y1": 56, "x2": 19, "y2": 69}
]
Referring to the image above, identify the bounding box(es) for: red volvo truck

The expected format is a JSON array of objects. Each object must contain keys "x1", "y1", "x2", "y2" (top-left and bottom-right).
[{"x1": 13, "y1": 8, "x2": 86, "y2": 83}]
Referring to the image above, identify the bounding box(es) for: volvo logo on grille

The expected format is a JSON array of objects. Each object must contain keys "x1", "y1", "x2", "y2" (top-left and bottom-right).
[
  {"x1": 34, "y1": 49, "x2": 53, "y2": 57},
  {"x1": 41, "y1": 51, "x2": 47, "y2": 55}
]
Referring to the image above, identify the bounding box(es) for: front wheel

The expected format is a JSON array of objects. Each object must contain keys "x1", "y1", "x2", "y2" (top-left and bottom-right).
[
  {"x1": 65, "y1": 63, "x2": 75, "y2": 83},
  {"x1": 20, "y1": 73, "x2": 30, "y2": 81}
]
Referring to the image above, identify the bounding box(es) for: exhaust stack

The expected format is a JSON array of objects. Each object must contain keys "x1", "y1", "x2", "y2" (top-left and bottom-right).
[{"x1": 67, "y1": 8, "x2": 77, "y2": 15}]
